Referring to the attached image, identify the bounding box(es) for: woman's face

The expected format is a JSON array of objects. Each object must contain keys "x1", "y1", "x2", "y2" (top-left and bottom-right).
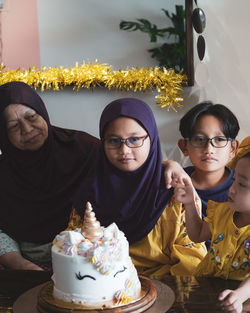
[
  {"x1": 3, "y1": 103, "x2": 48, "y2": 151},
  {"x1": 104, "y1": 117, "x2": 150, "y2": 172}
]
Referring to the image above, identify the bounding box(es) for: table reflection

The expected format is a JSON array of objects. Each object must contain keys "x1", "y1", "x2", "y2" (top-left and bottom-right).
[
  {"x1": 0, "y1": 270, "x2": 249, "y2": 313},
  {"x1": 160, "y1": 276, "x2": 249, "y2": 313}
]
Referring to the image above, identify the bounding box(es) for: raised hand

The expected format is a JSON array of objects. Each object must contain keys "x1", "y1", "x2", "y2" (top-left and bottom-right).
[
  {"x1": 163, "y1": 160, "x2": 190, "y2": 189},
  {"x1": 174, "y1": 177, "x2": 197, "y2": 206}
]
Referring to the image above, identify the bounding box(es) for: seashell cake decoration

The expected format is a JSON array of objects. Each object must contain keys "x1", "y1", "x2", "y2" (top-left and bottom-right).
[{"x1": 81, "y1": 202, "x2": 104, "y2": 242}]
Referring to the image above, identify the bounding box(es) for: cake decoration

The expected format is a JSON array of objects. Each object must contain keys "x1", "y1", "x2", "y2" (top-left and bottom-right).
[
  {"x1": 81, "y1": 202, "x2": 104, "y2": 242},
  {"x1": 51, "y1": 201, "x2": 141, "y2": 308}
]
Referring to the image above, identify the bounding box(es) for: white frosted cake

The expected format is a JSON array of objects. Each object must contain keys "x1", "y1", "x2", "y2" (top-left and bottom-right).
[{"x1": 51, "y1": 202, "x2": 141, "y2": 308}]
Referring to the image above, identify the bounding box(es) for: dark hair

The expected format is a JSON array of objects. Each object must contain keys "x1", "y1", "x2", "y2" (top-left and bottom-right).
[{"x1": 179, "y1": 101, "x2": 240, "y2": 139}]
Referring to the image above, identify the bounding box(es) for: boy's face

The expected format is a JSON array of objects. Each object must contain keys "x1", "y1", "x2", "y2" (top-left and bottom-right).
[
  {"x1": 228, "y1": 157, "x2": 250, "y2": 213},
  {"x1": 178, "y1": 115, "x2": 238, "y2": 174}
]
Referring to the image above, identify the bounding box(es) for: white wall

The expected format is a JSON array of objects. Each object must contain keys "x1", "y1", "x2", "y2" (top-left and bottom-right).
[
  {"x1": 37, "y1": 0, "x2": 250, "y2": 162},
  {"x1": 191, "y1": 0, "x2": 250, "y2": 140}
]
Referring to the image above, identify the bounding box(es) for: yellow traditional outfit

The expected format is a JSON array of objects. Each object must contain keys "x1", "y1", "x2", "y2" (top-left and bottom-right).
[
  {"x1": 194, "y1": 137, "x2": 250, "y2": 280},
  {"x1": 129, "y1": 136, "x2": 250, "y2": 279},
  {"x1": 194, "y1": 201, "x2": 250, "y2": 280},
  {"x1": 129, "y1": 197, "x2": 207, "y2": 278}
]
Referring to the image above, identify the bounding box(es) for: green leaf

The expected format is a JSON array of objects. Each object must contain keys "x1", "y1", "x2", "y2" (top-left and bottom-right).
[{"x1": 120, "y1": 5, "x2": 186, "y2": 72}]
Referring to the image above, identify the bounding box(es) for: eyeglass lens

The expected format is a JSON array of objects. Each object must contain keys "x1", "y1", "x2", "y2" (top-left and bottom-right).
[
  {"x1": 105, "y1": 136, "x2": 147, "y2": 149},
  {"x1": 190, "y1": 136, "x2": 230, "y2": 148}
]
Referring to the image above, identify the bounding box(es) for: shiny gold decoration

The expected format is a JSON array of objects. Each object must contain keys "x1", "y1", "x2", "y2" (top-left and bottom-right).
[
  {"x1": 81, "y1": 202, "x2": 103, "y2": 242},
  {"x1": 37, "y1": 276, "x2": 158, "y2": 311},
  {"x1": 66, "y1": 208, "x2": 82, "y2": 231},
  {"x1": 0, "y1": 62, "x2": 186, "y2": 110}
]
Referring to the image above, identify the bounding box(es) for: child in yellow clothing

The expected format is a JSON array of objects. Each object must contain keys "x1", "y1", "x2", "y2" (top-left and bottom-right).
[
  {"x1": 129, "y1": 197, "x2": 206, "y2": 277},
  {"x1": 131, "y1": 101, "x2": 239, "y2": 277},
  {"x1": 70, "y1": 97, "x2": 206, "y2": 278},
  {"x1": 175, "y1": 152, "x2": 250, "y2": 311},
  {"x1": 193, "y1": 199, "x2": 249, "y2": 281}
]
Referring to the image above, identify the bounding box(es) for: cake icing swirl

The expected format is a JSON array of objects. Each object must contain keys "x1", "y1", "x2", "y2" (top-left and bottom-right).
[{"x1": 51, "y1": 202, "x2": 141, "y2": 307}]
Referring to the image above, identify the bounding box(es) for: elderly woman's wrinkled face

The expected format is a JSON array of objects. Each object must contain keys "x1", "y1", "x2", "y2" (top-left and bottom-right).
[{"x1": 3, "y1": 104, "x2": 48, "y2": 151}]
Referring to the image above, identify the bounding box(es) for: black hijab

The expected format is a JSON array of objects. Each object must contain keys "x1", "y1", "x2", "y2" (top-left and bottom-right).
[
  {"x1": 74, "y1": 98, "x2": 172, "y2": 244},
  {"x1": 0, "y1": 82, "x2": 99, "y2": 243}
]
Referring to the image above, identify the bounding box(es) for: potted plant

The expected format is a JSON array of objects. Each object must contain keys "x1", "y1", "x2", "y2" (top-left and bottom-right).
[{"x1": 120, "y1": 5, "x2": 185, "y2": 72}]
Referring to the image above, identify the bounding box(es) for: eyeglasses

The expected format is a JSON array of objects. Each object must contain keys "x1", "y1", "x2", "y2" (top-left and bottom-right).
[
  {"x1": 104, "y1": 135, "x2": 148, "y2": 149},
  {"x1": 185, "y1": 136, "x2": 233, "y2": 148}
]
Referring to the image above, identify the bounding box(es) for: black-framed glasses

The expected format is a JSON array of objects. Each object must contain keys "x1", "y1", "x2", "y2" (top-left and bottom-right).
[
  {"x1": 185, "y1": 136, "x2": 233, "y2": 148},
  {"x1": 104, "y1": 135, "x2": 148, "y2": 149}
]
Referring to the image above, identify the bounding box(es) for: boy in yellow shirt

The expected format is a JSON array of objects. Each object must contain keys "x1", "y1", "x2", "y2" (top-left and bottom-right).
[{"x1": 175, "y1": 152, "x2": 250, "y2": 312}]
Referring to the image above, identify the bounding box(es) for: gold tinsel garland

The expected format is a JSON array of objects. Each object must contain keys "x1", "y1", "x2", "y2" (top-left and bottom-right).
[{"x1": 0, "y1": 62, "x2": 186, "y2": 110}]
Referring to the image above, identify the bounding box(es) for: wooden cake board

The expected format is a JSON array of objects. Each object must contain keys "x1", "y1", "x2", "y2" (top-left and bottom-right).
[{"x1": 13, "y1": 276, "x2": 175, "y2": 313}]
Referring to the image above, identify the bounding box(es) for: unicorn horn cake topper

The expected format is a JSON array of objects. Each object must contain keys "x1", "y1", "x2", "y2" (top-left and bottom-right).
[{"x1": 81, "y1": 202, "x2": 104, "y2": 242}]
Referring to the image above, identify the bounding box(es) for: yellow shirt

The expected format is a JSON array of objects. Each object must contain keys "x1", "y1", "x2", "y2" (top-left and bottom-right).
[
  {"x1": 194, "y1": 201, "x2": 250, "y2": 280},
  {"x1": 129, "y1": 197, "x2": 207, "y2": 278}
]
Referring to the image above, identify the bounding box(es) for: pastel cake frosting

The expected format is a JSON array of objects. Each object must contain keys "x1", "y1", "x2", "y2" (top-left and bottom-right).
[{"x1": 51, "y1": 202, "x2": 141, "y2": 308}]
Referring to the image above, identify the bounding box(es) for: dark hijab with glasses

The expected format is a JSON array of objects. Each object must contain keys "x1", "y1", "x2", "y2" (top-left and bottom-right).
[{"x1": 74, "y1": 97, "x2": 173, "y2": 244}]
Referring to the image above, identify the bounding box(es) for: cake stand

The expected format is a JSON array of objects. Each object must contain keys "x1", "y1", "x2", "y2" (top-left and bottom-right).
[{"x1": 13, "y1": 276, "x2": 175, "y2": 313}]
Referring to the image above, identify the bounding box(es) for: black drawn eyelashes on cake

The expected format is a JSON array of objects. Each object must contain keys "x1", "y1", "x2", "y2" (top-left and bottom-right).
[
  {"x1": 114, "y1": 266, "x2": 127, "y2": 277},
  {"x1": 75, "y1": 272, "x2": 96, "y2": 280}
]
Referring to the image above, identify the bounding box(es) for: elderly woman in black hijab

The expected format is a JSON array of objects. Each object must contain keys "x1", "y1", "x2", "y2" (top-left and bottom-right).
[{"x1": 0, "y1": 81, "x2": 99, "y2": 270}]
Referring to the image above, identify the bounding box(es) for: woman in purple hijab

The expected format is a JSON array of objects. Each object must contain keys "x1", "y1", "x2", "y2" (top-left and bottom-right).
[
  {"x1": 0, "y1": 81, "x2": 99, "y2": 270},
  {"x1": 73, "y1": 97, "x2": 206, "y2": 277}
]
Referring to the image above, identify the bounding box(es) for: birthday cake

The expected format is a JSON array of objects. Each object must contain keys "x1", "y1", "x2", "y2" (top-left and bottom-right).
[{"x1": 51, "y1": 202, "x2": 141, "y2": 308}]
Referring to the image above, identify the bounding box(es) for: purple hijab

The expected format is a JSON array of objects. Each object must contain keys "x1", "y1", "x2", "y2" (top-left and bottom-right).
[
  {"x1": 74, "y1": 98, "x2": 172, "y2": 243},
  {"x1": 0, "y1": 82, "x2": 99, "y2": 243}
]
